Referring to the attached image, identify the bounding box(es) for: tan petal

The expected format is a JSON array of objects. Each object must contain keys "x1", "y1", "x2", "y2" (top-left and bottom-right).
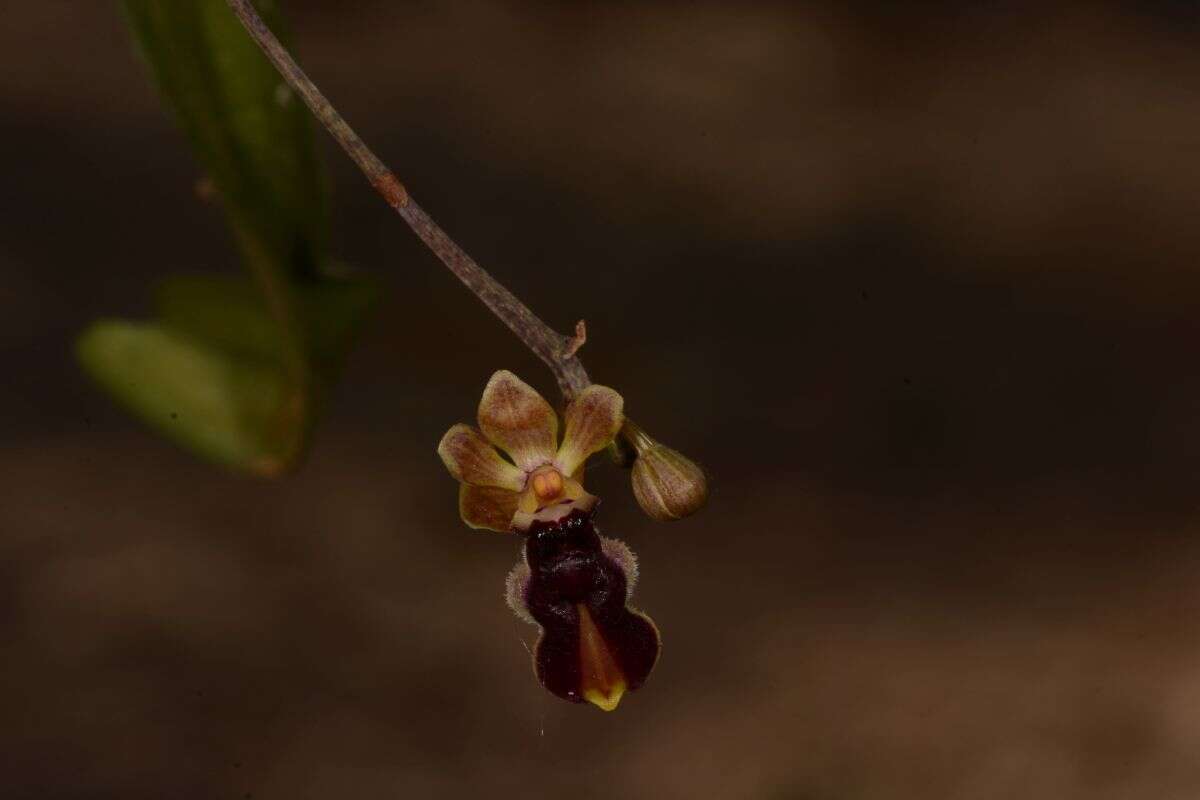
[
  {"x1": 459, "y1": 484, "x2": 521, "y2": 532},
  {"x1": 555, "y1": 384, "x2": 624, "y2": 476},
  {"x1": 560, "y1": 474, "x2": 597, "y2": 512},
  {"x1": 437, "y1": 424, "x2": 525, "y2": 490},
  {"x1": 477, "y1": 371, "x2": 558, "y2": 471}
]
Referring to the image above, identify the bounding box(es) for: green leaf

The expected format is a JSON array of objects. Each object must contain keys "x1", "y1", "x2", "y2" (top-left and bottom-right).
[
  {"x1": 155, "y1": 273, "x2": 378, "y2": 386},
  {"x1": 122, "y1": 0, "x2": 326, "y2": 277},
  {"x1": 77, "y1": 1, "x2": 382, "y2": 474},
  {"x1": 81, "y1": 2, "x2": 378, "y2": 473},
  {"x1": 77, "y1": 274, "x2": 377, "y2": 474},
  {"x1": 77, "y1": 320, "x2": 300, "y2": 475}
]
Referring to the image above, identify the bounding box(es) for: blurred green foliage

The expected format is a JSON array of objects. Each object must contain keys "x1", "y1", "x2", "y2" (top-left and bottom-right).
[
  {"x1": 77, "y1": 0, "x2": 374, "y2": 474},
  {"x1": 122, "y1": 0, "x2": 325, "y2": 275}
]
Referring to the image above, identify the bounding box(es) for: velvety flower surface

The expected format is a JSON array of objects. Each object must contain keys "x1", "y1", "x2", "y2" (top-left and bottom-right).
[
  {"x1": 437, "y1": 371, "x2": 624, "y2": 532},
  {"x1": 506, "y1": 509, "x2": 660, "y2": 711}
]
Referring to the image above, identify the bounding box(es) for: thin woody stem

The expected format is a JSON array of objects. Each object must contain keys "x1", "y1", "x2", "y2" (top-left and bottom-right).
[{"x1": 225, "y1": 0, "x2": 591, "y2": 399}]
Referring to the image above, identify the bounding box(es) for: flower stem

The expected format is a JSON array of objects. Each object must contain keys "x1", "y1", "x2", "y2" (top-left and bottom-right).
[{"x1": 224, "y1": 0, "x2": 592, "y2": 399}]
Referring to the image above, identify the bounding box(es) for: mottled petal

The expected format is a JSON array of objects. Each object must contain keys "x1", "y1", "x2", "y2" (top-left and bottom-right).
[
  {"x1": 438, "y1": 424, "x2": 525, "y2": 490},
  {"x1": 458, "y1": 484, "x2": 521, "y2": 532},
  {"x1": 477, "y1": 371, "x2": 558, "y2": 471},
  {"x1": 555, "y1": 384, "x2": 624, "y2": 476}
]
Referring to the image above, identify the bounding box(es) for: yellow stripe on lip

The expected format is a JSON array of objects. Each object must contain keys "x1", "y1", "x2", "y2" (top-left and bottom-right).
[{"x1": 577, "y1": 604, "x2": 627, "y2": 712}]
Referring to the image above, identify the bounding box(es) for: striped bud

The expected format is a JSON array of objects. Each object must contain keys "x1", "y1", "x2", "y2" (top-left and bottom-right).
[{"x1": 624, "y1": 422, "x2": 708, "y2": 522}]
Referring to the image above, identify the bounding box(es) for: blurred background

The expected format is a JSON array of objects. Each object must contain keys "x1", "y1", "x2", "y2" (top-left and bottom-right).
[{"x1": 6, "y1": 1, "x2": 1200, "y2": 797}]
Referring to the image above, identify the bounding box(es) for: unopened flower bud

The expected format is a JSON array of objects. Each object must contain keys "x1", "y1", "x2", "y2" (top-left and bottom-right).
[{"x1": 624, "y1": 422, "x2": 708, "y2": 522}]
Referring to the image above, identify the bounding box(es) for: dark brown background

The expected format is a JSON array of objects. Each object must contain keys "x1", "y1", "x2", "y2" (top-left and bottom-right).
[{"x1": 6, "y1": 2, "x2": 1200, "y2": 798}]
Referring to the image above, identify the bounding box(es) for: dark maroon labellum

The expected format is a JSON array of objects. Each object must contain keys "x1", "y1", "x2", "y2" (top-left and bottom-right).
[{"x1": 522, "y1": 510, "x2": 659, "y2": 708}]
